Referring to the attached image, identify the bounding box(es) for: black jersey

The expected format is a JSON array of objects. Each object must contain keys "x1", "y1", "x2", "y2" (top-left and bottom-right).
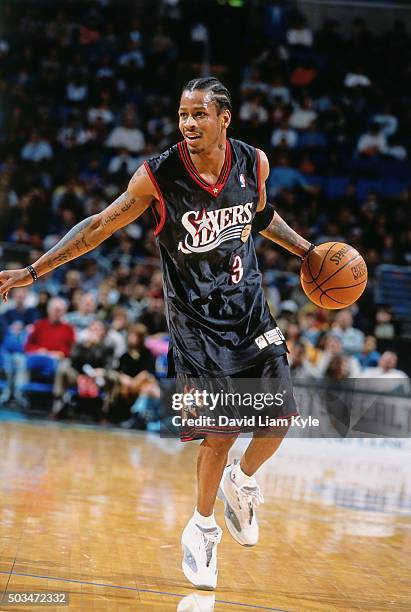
[{"x1": 144, "y1": 138, "x2": 286, "y2": 375}]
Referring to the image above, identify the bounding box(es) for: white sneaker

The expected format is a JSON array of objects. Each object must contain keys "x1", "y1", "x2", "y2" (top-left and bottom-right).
[
  {"x1": 177, "y1": 592, "x2": 216, "y2": 612},
  {"x1": 217, "y1": 461, "x2": 264, "y2": 546},
  {"x1": 181, "y1": 517, "x2": 222, "y2": 590}
]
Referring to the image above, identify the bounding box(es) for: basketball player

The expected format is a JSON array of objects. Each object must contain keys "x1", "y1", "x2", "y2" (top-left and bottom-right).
[{"x1": 0, "y1": 78, "x2": 315, "y2": 590}]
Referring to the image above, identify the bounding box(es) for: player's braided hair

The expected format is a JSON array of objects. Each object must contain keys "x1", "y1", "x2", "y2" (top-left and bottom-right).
[{"x1": 182, "y1": 77, "x2": 232, "y2": 114}]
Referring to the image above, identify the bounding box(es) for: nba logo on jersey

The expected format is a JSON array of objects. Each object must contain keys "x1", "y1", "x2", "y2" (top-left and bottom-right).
[{"x1": 239, "y1": 174, "x2": 246, "y2": 189}]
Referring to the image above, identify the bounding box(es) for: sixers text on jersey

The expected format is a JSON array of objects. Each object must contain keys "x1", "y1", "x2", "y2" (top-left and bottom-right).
[{"x1": 145, "y1": 138, "x2": 287, "y2": 375}]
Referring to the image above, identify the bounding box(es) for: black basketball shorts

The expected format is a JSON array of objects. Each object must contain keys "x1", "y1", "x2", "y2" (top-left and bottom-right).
[{"x1": 176, "y1": 353, "x2": 299, "y2": 442}]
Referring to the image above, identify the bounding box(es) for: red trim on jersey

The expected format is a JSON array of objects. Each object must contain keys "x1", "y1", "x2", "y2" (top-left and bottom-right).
[
  {"x1": 144, "y1": 161, "x2": 166, "y2": 236},
  {"x1": 255, "y1": 148, "x2": 263, "y2": 204},
  {"x1": 177, "y1": 140, "x2": 232, "y2": 198}
]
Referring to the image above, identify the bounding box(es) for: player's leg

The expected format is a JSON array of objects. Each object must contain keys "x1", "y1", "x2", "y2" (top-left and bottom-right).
[
  {"x1": 181, "y1": 435, "x2": 237, "y2": 590},
  {"x1": 239, "y1": 423, "x2": 289, "y2": 476},
  {"x1": 197, "y1": 435, "x2": 238, "y2": 515},
  {"x1": 218, "y1": 354, "x2": 296, "y2": 546}
]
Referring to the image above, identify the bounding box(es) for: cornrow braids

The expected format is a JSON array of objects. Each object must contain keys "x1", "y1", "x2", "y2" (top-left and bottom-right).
[{"x1": 182, "y1": 77, "x2": 232, "y2": 114}]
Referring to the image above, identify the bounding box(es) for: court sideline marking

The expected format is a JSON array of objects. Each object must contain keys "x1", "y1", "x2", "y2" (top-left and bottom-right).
[{"x1": 0, "y1": 570, "x2": 290, "y2": 611}]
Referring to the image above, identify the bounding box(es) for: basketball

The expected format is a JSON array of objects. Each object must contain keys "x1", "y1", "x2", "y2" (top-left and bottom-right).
[{"x1": 300, "y1": 242, "x2": 368, "y2": 309}]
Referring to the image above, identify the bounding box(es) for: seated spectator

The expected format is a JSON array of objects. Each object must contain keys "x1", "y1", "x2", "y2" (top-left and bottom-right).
[
  {"x1": 65, "y1": 292, "x2": 97, "y2": 332},
  {"x1": 357, "y1": 124, "x2": 386, "y2": 157},
  {"x1": 25, "y1": 297, "x2": 75, "y2": 359},
  {"x1": 283, "y1": 317, "x2": 300, "y2": 345},
  {"x1": 51, "y1": 178, "x2": 85, "y2": 216},
  {"x1": 266, "y1": 76, "x2": 290, "y2": 104},
  {"x1": 286, "y1": 14, "x2": 313, "y2": 47},
  {"x1": 271, "y1": 121, "x2": 298, "y2": 149},
  {"x1": 267, "y1": 154, "x2": 315, "y2": 198},
  {"x1": 1, "y1": 319, "x2": 30, "y2": 406},
  {"x1": 106, "y1": 110, "x2": 145, "y2": 153},
  {"x1": 115, "y1": 324, "x2": 159, "y2": 428},
  {"x1": 59, "y1": 270, "x2": 82, "y2": 306},
  {"x1": 83, "y1": 323, "x2": 159, "y2": 426},
  {"x1": 240, "y1": 67, "x2": 267, "y2": 97},
  {"x1": 81, "y1": 259, "x2": 105, "y2": 292},
  {"x1": 117, "y1": 323, "x2": 155, "y2": 377},
  {"x1": 355, "y1": 335, "x2": 380, "y2": 368},
  {"x1": 87, "y1": 92, "x2": 115, "y2": 126},
  {"x1": 324, "y1": 354, "x2": 351, "y2": 380},
  {"x1": 138, "y1": 297, "x2": 168, "y2": 334},
  {"x1": 299, "y1": 311, "x2": 321, "y2": 346},
  {"x1": 51, "y1": 319, "x2": 114, "y2": 417},
  {"x1": 288, "y1": 98, "x2": 317, "y2": 131},
  {"x1": 118, "y1": 38, "x2": 145, "y2": 69},
  {"x1": 332, "y1": 309, "x2": 364, "y2": 355},
  {"x1": 66, "y1": 75, "x2": 88, "y2": 104},
  {"x1": 315, "y1": 333, "x2": 361, "y2": 378},
  {"x1": 239, "y1": 93, "x2": 269, "y2": 125},
  {"x1": 21, "y1": 130, "x2": 53, "y2": 163},
  {"x1": 297, "y1": 121, "x2": 327, "y2": 149},
  {"x1": 361, "y1": 351, "x2": 409, "y2": 394},
  {"x1": 107, "y1": 148, "x2": 140, "y2": 179},
  {"x1": 1, "y1": 287, "x2": 39, "y2": 327},
  {"x1": 271, "y1": 98, "x2": 289, "y2": 127},
  {"x1": 95, "y1": 54, "x2": 116, "y2": 83},
  {"x1": 127, "y1": 284, "x2": 149, "y2": 321},
  {"x1": 344, "y1": 70, "x2": 371, "y2": 88},
  {"x1": 58, "y1": 117, "x2": 91, "y2": 149},
  {"x1": 289, "y1": 341, "x2": 318, "y2": 378},
  {"x1": 96, "y1": 281, "x2": 119, "y2": 322},
  {"x1": 385, "y1": 134, "x2": 407, "y2": 161},
  {"x1": 362, "y1": 351, "x2": 408, "y2": 380},
  {"x1": 374, "y1": 307, "x2": 395, "y2": 339},
  {"x1": 105, "y1": 306, "x2": 129, "y2": 358},
  {"x1": 372, "y1": 107, "x2": 398, "y2": 137}
]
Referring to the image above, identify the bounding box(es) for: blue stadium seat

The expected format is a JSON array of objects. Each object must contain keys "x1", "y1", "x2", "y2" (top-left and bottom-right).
[
  {"x1": 155, "y1": 354, "x2": 168, "y2": 378},
  {"x1": 380, "y1": 178, "x2": 407, "y2": 198},
  {"x1": 21, "y1": 354, "x2": 58, "y2": 396},
  {"x1": 0, "y1": 351, "x2": 9, "y2": 393},
  {"x1": 325, "y1": 177, "x2": 351, "y2": 199},
  {"x1": 377, "y1": 158, "x2": 410, "y2": 181},
  {"x1": 375, "y1": 265, "x2": 411, "y2": 323},
  {"x1": 356, "y1": 179, "x2": 382, "y2": 200},
  {"x1": 303, "y1": 175, "x2": 325, "y2": 188}
]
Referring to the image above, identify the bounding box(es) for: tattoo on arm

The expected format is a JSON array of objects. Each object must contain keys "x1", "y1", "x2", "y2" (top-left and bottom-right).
[
  {"x1": 129, "y1": 166, "x2": 148, "y2": 186},
  {"x1": 100, "y1": 190, "x2": 137, "y2": 229},
  {"x1": 35, "y1": 189, "x2": 150, "y2": 277},
  {"x1": 262, "y1": 212, "x2": 311, "y2": 257},
  {"x1": 45, "y1": 217, "x2": 95, "y2": 269}
]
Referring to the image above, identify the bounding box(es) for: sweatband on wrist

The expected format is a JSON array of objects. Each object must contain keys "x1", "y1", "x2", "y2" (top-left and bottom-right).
[
  {"x1": 252, "y1": 202, "x2": 276, "y2": 233},
  {"x1": 26, "y1": 265, "x2": 38, "y2": 282},
  {"x1": 301, "y1": 244, "x2": 316, "y2": 260}
]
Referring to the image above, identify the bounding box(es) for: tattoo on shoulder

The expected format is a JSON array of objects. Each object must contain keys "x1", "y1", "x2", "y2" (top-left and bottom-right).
[{"x1": 130, "y1": 165, "x2": 147, "y2": 184}]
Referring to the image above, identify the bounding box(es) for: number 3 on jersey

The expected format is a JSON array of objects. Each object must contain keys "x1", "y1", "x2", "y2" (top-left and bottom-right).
[{"x1": 230, "y1": 255, "x2": 243, "y2": 284}]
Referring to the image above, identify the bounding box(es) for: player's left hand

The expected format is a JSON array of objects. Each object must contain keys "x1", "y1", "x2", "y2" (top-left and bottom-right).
[{"x1": 0, "y1": 268, "x2": 33, "y2": 303}]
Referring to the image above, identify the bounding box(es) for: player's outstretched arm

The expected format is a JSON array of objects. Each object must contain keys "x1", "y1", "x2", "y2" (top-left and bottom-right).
[
  {"x1": 261, "y1": 211, "x2": 313, "y2": 258},
  {"x1": 0, "y1": 165, "x2": 156, "y2": 302},
  {"x1": 256, "y1": 149, "x2": 314, "y2": 258}
]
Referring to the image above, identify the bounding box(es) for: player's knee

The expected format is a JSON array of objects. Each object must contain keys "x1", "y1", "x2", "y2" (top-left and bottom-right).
[{"x1": 202, "y1": 435, "x2": 238, "y2": 454}]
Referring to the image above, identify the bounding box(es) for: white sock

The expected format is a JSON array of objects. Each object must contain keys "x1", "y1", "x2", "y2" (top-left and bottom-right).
[
  {"x1": 231, "y1": 462, "x2": 253, "y2": 487},
  {"x1": 193, "y1": 507, "x2": 217, "y2": 529}
]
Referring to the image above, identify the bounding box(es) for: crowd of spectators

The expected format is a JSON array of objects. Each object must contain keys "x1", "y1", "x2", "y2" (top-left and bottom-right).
[{"x1": 0, "y1": 1, "x2": 410, "y2": 422}]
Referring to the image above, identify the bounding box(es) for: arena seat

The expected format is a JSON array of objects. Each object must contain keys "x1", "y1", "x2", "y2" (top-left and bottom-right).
[
  {"x1": 21, "y1": 354, "x2": 58, "y2": 399},
  {"x1": 325, "y1": 177, "x2": 351, "y2": 199},
  {"x1": 380, "y1": 178, "x2": 407, "y2": 198},
  {"x1": 355, "y1": 179, "x2": 382, "y2": 200}
]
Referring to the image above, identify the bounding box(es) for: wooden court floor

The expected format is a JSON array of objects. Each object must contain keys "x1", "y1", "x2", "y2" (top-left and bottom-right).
[{"x1": 0, "y1": 421, "x2": 410, "y2": 611}]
